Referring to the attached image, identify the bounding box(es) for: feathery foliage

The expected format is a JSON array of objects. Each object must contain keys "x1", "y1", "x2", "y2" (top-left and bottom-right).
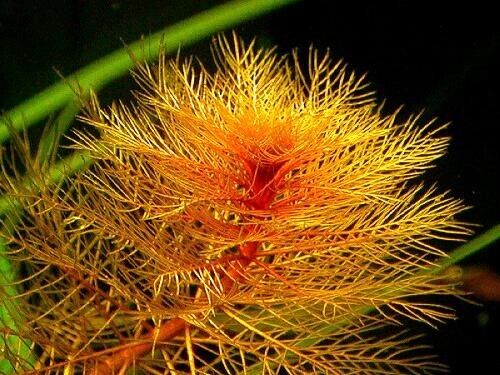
[{"x1": 1, "y1": 34, "x2": 472, "y2": 374}]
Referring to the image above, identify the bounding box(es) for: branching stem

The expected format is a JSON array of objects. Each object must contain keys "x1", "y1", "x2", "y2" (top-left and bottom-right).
[
  {"x1": 89, "y1": 162, "x2": 279, "y2": 373},
  {"x1": 89, "y1": 317, "x2": 186, "y2": 375}
]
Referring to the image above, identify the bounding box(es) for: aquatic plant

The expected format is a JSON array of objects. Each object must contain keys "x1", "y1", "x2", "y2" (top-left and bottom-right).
[
  {"x1": 2, "y1": 1, "x2": 500, "y2": 373},
  {"x1": 1, "y1": 32, "x2": 479, "y2": 373}
]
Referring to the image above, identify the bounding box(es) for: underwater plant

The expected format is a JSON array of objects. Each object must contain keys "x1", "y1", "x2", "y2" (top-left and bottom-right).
[
  {"x1": 2, "y1": 1, "x2": 500, "y2": 373},
  {"x1": 0, "y1": 29, "x2": 484, "y2": 373}
]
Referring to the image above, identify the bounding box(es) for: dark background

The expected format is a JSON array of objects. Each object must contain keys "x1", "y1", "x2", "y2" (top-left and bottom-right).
[{"x1": 1, "y1": 1, "x2": 499, "y2": 373}]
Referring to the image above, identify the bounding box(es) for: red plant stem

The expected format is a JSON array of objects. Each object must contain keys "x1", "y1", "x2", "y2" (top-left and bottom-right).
[
  {"x1": 462, "y1": 266, "x2": 500, "y2": 301},
  {"x1": 90, "y1": 163, "x2": 276, "y2": 374},
  {"x1": 89, "y1": 317, "x2": 186, "y2": 375},
  {"x1": 89, "y1": 245, "x2": 259, "y2": 374}
]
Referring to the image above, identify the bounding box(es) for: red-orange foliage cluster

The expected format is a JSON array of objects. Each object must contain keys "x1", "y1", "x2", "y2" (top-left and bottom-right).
[{"x1": 1, "y1": 34, "x2": 470, "y2": 374}]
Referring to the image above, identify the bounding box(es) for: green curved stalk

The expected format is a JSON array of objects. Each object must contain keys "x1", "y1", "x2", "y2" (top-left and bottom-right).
[
  {"x1": 0, "y1": 0, "x2": 299, "y2": 144},
  {"x1": 246, "y1": 225, "x2": 500, "y2": 374},
  {"x1": 0, "y1": 215, "x2": 37, "y2": 373},
  {"x1": 0, "y1": 107, "x2": 91, "y2": 373},
  {"x1": 433, "y1": 224, "x2": 500, "y2": 271}
]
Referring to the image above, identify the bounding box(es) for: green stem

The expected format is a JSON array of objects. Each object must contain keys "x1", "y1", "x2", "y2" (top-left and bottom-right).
[
  {"x1": 0, "y1": 103, "x2": 90, "y2": 372},
  {"x1": 434, "y1": 224, "x2": 500, "y2": 271},
  {"x1": 245, "y1": 225, "x2": 500, "y2": 374},
  {"x1": 0, "y1": 0, "x2": 299, "y2": 144},
  {"x1": 0, "y1": 221, "x2": 37, "y2": 373}
]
